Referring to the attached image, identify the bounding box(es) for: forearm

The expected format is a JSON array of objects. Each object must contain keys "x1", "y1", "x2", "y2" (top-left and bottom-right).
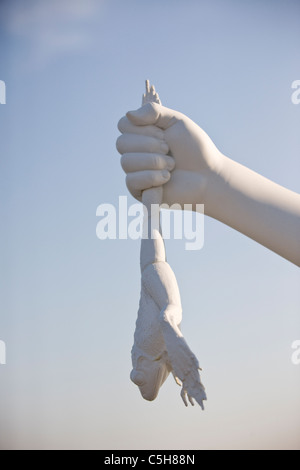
[{"x1": 205, "y1": 155, "x2": 300, "y2": 266}]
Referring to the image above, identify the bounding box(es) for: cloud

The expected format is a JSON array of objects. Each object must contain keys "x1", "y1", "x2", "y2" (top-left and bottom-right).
[{"x1": 3, "y1": 0, "x2": 104, "y2": 71}]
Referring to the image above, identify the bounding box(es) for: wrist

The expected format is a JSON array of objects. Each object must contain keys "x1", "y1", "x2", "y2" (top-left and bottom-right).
[{"x1": 201, "y1": 152, "x2": 228, "y2": 218}]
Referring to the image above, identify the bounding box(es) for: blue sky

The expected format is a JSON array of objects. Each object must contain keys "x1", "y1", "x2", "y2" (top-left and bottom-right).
[{"x1": 0, "y1": 0, "x2": 299, "y2": 450}]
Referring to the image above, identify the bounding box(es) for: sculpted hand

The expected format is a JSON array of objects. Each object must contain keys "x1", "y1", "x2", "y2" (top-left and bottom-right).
[
  {"x1": 117, "y1": 102, "x2": 224, "y2": 211},
  {"x1": 117, "y1": 98, "x2": 300, "y2": 266}
]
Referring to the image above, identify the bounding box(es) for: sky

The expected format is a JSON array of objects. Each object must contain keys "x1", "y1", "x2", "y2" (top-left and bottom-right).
[{"x1": 0, "y1": 0, "x2": 300, "y2": 450}]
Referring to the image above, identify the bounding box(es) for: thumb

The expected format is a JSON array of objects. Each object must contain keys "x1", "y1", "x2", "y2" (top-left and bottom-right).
[{"x1": 126, "y1": 102, "x2": 180, "y2": 130}]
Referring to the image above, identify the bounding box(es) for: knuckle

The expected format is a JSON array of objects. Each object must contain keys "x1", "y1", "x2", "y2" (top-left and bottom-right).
[
  {"x1": 152, "y1": 154, "x2": 164, "y2": 170},
  {"x1": 155, "y1": 128, "x2": 165, "y2": 140},
  {"x1": 149, "y1": 171, "x2": 159, "y2": 185},
  {"x1": 117, "y1": 117, "x2": 126, "y2": 133},
  {"x1": 125, "y1": 173, "x2": 133, "y2": 189},
  {"x1": 120, "y1": 154, "x2": 128, "y2": 172},
  {"x1": 116, "y1": 135, "x2": 123, "y2": 153},
  {"x1": 150, "y1": 138, "x2": 159, "y2": 153}
]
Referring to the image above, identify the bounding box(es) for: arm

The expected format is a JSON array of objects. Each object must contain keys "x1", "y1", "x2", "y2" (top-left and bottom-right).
[{"x1": 206, "y1": 155, "x2": 300, "y2": 266}]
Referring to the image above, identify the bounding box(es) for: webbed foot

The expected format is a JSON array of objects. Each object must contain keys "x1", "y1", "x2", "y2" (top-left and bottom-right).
[{"x1": 168, "y1": 336, "x2": 207, "y2": 410}]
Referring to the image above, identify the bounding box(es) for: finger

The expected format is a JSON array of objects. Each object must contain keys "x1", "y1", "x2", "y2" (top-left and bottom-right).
[
  {"x1": 188, "y1": 394, "x2": 195, "y2": 406},
  {"x1": 194, "y1": 389, "x2": 206, "y2": 410},
  {"x1": 199, "y1": 400, "x2": 205, "y2": 411},
  {"x1": 127, "y1": 102, "x2": 182, "y2": 129},
  {"x1": 118, "y1": 116, "x2": 164, "y2": 140},
  {"x1": 146, "y1": 79, "x2": 150, "y2": 94},
  {"x1": 181, "y1": 388, "x2": 188, "y2": 407},
  {"x1": 121, "y1": 153, "x2": 175, "y2": 174},
  {"x1": 172, "y1": 373, "x2": 182, "y2": 386},
  {"x1": 116, "y1": 133, "x2": 169, "y2": 155},
  {"x1": 126, "y1": 170, "x2": 170, "y2": 200}
]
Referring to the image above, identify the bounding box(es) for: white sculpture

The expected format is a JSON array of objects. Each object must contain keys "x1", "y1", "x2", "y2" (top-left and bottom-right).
[
  {"x1": 0, "y1": 80, "x2": 6, "y2": 105},
  {"x1": 129, "y1": 82, "x2": 206, "y2": 408},
  {"x1": 116, "y1": 81, "x2": 300, "y2": 408}
]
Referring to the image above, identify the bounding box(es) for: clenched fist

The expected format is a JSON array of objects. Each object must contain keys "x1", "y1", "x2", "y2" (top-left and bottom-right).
[{"x1": 116, "y1": 102, "x2": 223, "y2": 211}]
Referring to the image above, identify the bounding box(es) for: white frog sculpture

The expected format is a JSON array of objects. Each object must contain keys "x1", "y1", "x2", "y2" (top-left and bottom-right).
[{"x1": 130, "y1": 82, "x2": 207, "y2": 409}]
